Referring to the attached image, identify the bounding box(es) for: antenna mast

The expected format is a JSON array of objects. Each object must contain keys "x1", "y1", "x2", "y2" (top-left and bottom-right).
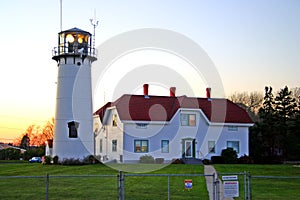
[
  {"x1": 90, "y1": 9, "x2": 99, "y2": 49},
  {"x1": 60, "y1": 0, "x2": 63, "y2": 31}
]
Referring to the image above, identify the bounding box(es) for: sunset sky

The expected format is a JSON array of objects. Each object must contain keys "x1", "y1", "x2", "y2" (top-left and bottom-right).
[{"x1": 0, "y1": 0, "x2": 299, "y2": 141}]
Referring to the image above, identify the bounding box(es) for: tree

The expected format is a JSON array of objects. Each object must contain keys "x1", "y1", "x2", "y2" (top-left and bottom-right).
[
  {"x1": 251, "y1": 86, "x2": 280, "y2": 163},
  {"x1": 229, "y1": 91, "x2": 263, "y2": 121},
  {"x1": 42, "y1": 117, "x2": 54, "y2": 141},
  {"x1": 20, "y1": 134, "x2": 30, "y2": 150},
  {"x1": 274, "y1": 86, "x2": 298, "y2": 160},
  {"x1": 275, "y1": 86, "x2": 297, "y2": 120},
  {"x1": 15, "y1": 118, "x2": 54, "y2": 147},
  {"x1": 250, "y1": 86, "x2": 300, "y2": 162}
]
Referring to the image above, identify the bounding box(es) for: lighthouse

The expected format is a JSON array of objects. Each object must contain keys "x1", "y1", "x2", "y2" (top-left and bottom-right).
[{"x1": 52, "y1": 27, "x2": 97, "y2": 160}]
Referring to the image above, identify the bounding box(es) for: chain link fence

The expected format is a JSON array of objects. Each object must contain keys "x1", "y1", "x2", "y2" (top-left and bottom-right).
[{"x1": 1, "y1": 171, "x2": 300, "y2": 199}]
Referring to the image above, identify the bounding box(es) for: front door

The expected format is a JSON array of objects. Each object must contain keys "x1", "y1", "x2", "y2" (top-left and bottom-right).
[
  {"x1": 182, "y1": 139, "x2": 196, "y2": 158},
  {"x1": 185, "y1": 140, "x2": 193, "y2": 158}
]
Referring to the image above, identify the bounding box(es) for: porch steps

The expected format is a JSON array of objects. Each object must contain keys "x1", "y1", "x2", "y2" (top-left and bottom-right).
[{"x1": 181, "y1": 158, "x2": 203, "y2": 165}]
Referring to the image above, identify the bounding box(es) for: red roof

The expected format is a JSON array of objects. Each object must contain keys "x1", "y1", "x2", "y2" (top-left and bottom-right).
[{"x1": 94, "y1": 95, "x2": 253, "y2": 124}]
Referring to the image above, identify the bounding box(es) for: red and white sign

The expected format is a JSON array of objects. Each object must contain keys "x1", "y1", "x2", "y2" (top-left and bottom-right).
[
  {"x1": 184, "y1": 179, "x2": 193, "y2": 189},
  {"x1": 223, "y1": 181, "x2": 239, "y2": 197}
]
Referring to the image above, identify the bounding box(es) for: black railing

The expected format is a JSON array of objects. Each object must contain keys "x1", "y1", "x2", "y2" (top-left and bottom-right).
[{"x1": 52, "y1": 44, "x2": 98, "y2": 59}]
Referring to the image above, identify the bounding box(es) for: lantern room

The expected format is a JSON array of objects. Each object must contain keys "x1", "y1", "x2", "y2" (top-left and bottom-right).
[{"x1": 52, "y1": 27, "x2": 97, "y2": 62}]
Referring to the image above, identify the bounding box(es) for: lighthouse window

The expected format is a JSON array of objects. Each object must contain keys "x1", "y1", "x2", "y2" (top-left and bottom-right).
[
  {"x1": 112, "y1": 114, "x2": 117, "y2": 127},
  {"x1": 68, "y1": 121, "x2": 79, "y2": 138}
]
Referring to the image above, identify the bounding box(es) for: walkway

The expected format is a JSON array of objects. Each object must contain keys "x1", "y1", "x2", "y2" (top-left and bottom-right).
[{"x1": 204, "y1": 165, "x2": 233, "y2": 200}]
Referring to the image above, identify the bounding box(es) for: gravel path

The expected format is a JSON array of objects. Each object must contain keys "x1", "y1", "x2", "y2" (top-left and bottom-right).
[{"x1": 204, "y1": 165, "x2": 233, "y2": 200}]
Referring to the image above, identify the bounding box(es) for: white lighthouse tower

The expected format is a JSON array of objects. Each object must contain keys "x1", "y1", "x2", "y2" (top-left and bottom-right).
[{"x1": 52, "y1": 27, "x2": 97, "y2": 160}]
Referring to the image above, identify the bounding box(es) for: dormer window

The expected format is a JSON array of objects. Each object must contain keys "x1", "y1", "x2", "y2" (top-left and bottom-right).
[
  {"x1": 136, "y1": 123, "x2": 148, "y2": 129},
  {"x1": 180, "y1": 114, "x2": 196, "y2": 126}
]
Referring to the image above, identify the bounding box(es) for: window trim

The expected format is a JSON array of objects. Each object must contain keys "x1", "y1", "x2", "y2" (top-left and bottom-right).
[
  {"x1": 68, "y1": 121, "x2": 79, "y2": 138},
  {"x1": 180, "y1": 114, "x2": 196, "y2": 126},
  {"x1": 99, "y1": 139, "x2": 103, "y2": 153},
  {"x1": 208, "y1": 141, "x2": 216, "y2": 153},
  {"x1": 112, "y1": 139, "x2": 117, "y2": 152},
  {"x1": 227, "y1": 141, "x2": 240, "y2": 153},
  {"x1": 136, "y1": 123, "x2": 148, "y2": 129},
  {"x1": 161, "y1": 140, "x2": 169, "y2": 153},
  {"x1": 134, "y1": 140, "x2": 149, "y2": 153},
  {"x1": 228, "y1": 126, "x2": 238, "y2": 131}
]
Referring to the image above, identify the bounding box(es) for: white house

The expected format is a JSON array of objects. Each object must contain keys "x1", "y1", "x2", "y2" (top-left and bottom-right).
[{"x1": 93, "y1": 84, "x2": 253, "y2": 163}]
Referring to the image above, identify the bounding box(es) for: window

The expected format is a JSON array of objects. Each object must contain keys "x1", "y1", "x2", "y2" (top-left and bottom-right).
[
  {"x1": 68, "y1": 121, "x2": 79, "y2": 138},
  {"x1": 112, "y1": 114, "x2": 117, "y2": 126},
  {"x1": 180, "y1": 114, "x2": 196, "y2": 126},
  {"x1": 208, "y1": 141, "x2": 215, "y2": 153},
  {"x1": 99, "y1": 139, "x2": 103, "y2": 153},
  {"x1": 136, "y1": 123, "x2": 148, "y2": 129},
  {"x1": 228, "y1": 126, "x2": 238, "y2": 131},
  {"x1": 161, "y1": 140, "x2": 169, "y2": 153},
  {"x1": 227, "y1": 141, "x2": 240, "y2": 153},
  {"x1": 112, "y1": 140, "x2": 117, "y2": 152},
  {"x1": 134, "y1": 140, "x2": 148, "y2": 153}
]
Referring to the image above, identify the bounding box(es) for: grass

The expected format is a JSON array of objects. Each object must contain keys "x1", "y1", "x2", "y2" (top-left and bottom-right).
[
  {"x1": 0, "y1": 163, "x2": 207, "y2": 200},
  {"x1": 214, "y1": 164, "x2": 300, "y2": 200},
  {"x1": 1, "y1": 163, "x2": 300, "y2": 199}
]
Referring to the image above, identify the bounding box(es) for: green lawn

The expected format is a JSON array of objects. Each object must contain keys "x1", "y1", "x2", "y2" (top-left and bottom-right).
[
  {"x1": 1, "y1": 163, "x2": 299, "y2": 199},
  {"x1": 0, "y1": 163, "x2": 207, "y2": 200},
  {"x1": 214, "y1": 164, "x2": 300, "y2": 200}
]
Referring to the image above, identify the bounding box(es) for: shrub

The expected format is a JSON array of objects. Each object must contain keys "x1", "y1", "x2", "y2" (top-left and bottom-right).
[
  {"x1": 238, "y1": 154, "x2": 253, "y2": 164},
  {"x1": 155, "y1": 158, "x2": 164, "y2": 164},
  {"x1": 61, "y1": 158, "x2": 82, "y2": 165},
  {"x1": 53, "y1": 156, "x2": 59, "y2": 164},
  {"x1": 211, "y1": 156, "x2": 224, "y2": 164},
  {"x1": 202, "y1": 159, "x2": 211, "y2": 165},
  {"x1": 44, "y1": 156, "x2": 52, "y2": 165},
  {"x1": 221, "y1": 148, "x2": 238, "y2": 164},
  {"x1": 171, "y1": 158, "x2": 184, "y2": 164},
  {"x1": 139, "y1": 155, "x2": 155, "y2": 164},
  {"x1": 0, "y1": 148, "x2": 21, "y2": 160}
]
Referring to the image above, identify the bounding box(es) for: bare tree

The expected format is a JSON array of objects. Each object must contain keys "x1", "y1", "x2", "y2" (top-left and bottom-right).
[{"x1": 229, "y1": 91, "x2": 263, "y2": 113}]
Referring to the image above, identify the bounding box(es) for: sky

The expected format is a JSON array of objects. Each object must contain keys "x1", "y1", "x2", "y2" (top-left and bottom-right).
[{"x1": 0, "y1": 0, "x2": 299, "y2": 141}]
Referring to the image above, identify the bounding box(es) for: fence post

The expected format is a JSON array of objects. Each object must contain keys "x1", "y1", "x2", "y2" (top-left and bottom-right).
[
  {"x1": 167, "y1": 176, "x2": 170, "y2": 200},
  {"x1": 212, "y1": 173, "x2": 215, "y2": 200},
  {"x1": 118, "y1": 171, "x2": 124, "y2": 200},
  {"x1": 247, "y1": 172, "x2": 251, "y2": 200},
  {"x1": 45, "y1": 173, "x2": 49, "y2": 200},
  {"x1": 244, "y1": 171, "x2": 247, "y2": 200}
]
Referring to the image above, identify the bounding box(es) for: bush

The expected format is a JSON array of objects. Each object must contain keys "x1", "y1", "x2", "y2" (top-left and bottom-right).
[
  {"x1": 0, "y1": 148, "x2": 21, "y2": 160},
  {"x1": 155, "y1": 158, "x2": 164, "y2": 164},
  {"x1": 61, "y1": 158, "x2": 82, "y2": 165},
  {"x1": 23, "y1": 146, "x2": 45, "y2": 160},
  {"x1": 202, "y1": 159, "x2": 211, "y2": 165},
  {"x1": 44, "y1": 156, "x2": 52, "y2": 165},
  {"x1": 221, "y1": 148, "x2": 238, "y2": 164},
  {"x1": 53, "y1": 156, "x2": 59, "y2": 164},
  {"x1": 171, "y1": 158, "x2": 184, "y2": 164},
  {"x1": 211, "y1": 156, "x2": 224, "y2": 164},
  {"x1": 139, "y1": 155, "x2": 155, "y2": 164},
  {"x1": 238, "y1": 154, "x2": 253, "y2": 164}
]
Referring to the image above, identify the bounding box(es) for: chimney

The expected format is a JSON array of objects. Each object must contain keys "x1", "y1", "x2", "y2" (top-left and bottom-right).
[
  {"x1": 206, "y1": 87, "x2": 211, "y2": 99},
  {"x1": 143, "y1": 84, "x2": 149, "y2": 96},
  {"x1": 170, "y1": 87, "x2": 176, "y2": 97}
]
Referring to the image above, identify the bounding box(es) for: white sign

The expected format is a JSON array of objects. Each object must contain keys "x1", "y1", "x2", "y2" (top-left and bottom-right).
[
  {"x1": 222, "y1": 175, "x2": 238, "y2": 181},
  {"x1": 223, "y1": 181, "x2": 239, "y2": 198}
]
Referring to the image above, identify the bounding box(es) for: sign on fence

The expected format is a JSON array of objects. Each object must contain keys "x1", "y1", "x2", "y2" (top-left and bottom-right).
[
  {"x1": 222, "y1": 175, "x2": 239, "y2": 198},
  {"x1": 184, "y1": 179, "x2": 193, "y2": 190}
]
